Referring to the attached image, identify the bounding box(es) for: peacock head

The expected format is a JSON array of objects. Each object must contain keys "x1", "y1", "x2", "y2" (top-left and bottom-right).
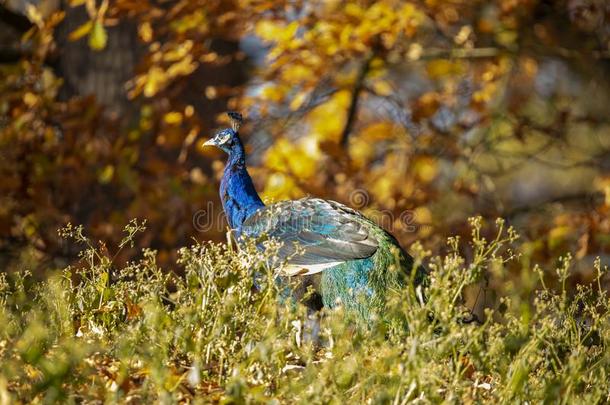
[{"x1": 203, "y1": 112, "x2": 243, "y2": 154}]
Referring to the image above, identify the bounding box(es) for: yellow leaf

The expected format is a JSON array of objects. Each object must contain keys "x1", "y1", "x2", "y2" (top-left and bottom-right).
[
  {"x1": 88, "y1": 20, "x2": 107, "y2": 51},
  {"x1": 255, "y1": 20, "x2": 282, "y2": 42},
  {"x1": 164, "y1": 112, "x2": 183, "y2": 125},
  {"x1": 345, "y1": 3, "x2": 365, "y2": 18},
  {"x1": 372, "y1": 80, "x2": 393, "y2": 96},
  {"x1": 289, "y1": 92, "x2": 307, "y2": 111},
  {"x1": 184, "y1": 105, "x2": 194, "y2": 117},
  {"x1": 350, "y1": 137, "x2": 373, "y2": 168},
  {"x1": 414, "y1": 206, "x2": 433, "y2": 237},
  {"x1": 98, "y1": 165, "x2": 114, "y2": 184},
  {"x1": 473, "y1": 82, "x2": 498, "y2": 103},
  {"x1": 309, "y1": 91, "x2": 351, "y2": 142},
  {"x1": 426, "y1": 59, "x2": 463, "y2": 78},
  {"x1": 23, "y1": 92, "x2": 39, "y2": 107},
  {"x1": 261, "y1": 173, "x2": 303, "y2": 201},
  {"x1": 170, "y1": 10, "x2": 206, "y2": 34},
  {"x1": 359, "y1": 122, "x2": 397, "y2": 141},
  {"x1": 68, "y1": 21, "x2": 93, "y2": 41},
  {"x1": 407, "y1": 43, "x2": 423, "y2": 61},
  {"x1": 412, "y1": 156, "x2": 438, "y2": 183},
  {"x1": 281, "y1": 64, "x2": 312, "y2": 83},
  {"x1": 167, "y1": 56, "x2": 198, "y2": 78},
  {"x1": 163, "y1": 40, "x2": 193, "y2": 62},
  {"x1": 205, "y1": 86, "x2": 217, "y2": 99},
  {"x1": 143, "y1": 67, "x2": 167, "y2": 97},
  {"x1": 255, "y1": 20, "x2": 299, "y2": 43},
  {"x1": 138, "y1": 21, "x2": 153, "y2": 42},
  {"x1": 496, "y1": 30, "x2": 518, "y2": 47},
  {"x1": 264, "y1": 138, "x2": 317, "y2": 179},
  {"x1": 261, "y1": 85, "x2": 287, "y2": 102},
  {"x1": 283, "y1": 21, "x2": 299, "y2": 41},
  {"x1": 370, "y1": 174, "x2": 395, "y2": 202},
  {"x1": 339, "y1": 25, "x2": 354, "y2": 48}
]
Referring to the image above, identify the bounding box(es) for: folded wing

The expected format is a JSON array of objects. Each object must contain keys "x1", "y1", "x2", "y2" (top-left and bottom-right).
[{"x1": 241, "y1": 198, "x2": 378, "y2": 275}]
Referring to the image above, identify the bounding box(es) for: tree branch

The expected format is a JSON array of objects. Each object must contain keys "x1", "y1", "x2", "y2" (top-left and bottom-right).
[
  {"x1": 504, "y1": 191, "x2": 605, "y2": 219},
  {"x1": 415, "y1": 46, "x2": 610, "y2": 61},
  {"x1": 340, "y1": 51, "x2": 375, "y2": 148}
]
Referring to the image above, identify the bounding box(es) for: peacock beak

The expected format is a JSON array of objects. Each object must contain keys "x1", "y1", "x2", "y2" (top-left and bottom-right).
[{"x1": 203, "y1": 138, "x2": 217, "y2": 147}]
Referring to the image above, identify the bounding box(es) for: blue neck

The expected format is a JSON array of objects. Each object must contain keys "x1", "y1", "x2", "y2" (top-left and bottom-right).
[{"x1": 219, "y1": 141, "x2": 264, "y2": 232}]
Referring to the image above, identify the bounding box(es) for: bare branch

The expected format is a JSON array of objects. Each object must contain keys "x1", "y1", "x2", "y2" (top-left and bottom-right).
[
  {"x1": 504, "y1": 191, "x2": 605, "y2": 219},
  {"x1": 340, "y1": 50, "x2": 376, "y2": 148},
  {"x1": 412, "y1": 47, "x2": 610, "y2": 61}
]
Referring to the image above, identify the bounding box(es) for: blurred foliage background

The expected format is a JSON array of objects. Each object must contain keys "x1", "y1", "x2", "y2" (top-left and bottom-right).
[{"x1": 1, "y1": 0, "x2": 609, "y2": 289}]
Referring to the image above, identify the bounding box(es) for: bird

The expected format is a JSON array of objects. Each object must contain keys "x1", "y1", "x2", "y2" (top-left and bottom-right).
[{"x1": 204, "y1": 112, "x2": 426, "y2": 322}]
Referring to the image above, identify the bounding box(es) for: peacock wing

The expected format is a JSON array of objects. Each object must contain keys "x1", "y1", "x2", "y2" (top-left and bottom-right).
[{"x1": 241, "y1": 198, "x2": 378, "y2": 275}]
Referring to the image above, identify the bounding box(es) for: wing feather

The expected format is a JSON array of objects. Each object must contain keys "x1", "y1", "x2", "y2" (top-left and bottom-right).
[{"x1": 242, "y1": 198, "x2": 378, "y2": 274}]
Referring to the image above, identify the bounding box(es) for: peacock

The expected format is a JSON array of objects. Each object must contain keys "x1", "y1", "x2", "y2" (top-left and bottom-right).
[{"x1": 204, "y1": 112, "x2": 426, "y2": 322}]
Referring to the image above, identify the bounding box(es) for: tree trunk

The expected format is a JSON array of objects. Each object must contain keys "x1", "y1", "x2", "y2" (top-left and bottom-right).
[{"x1": 54, "y1": 2, "x2": 143, "y2": 119}]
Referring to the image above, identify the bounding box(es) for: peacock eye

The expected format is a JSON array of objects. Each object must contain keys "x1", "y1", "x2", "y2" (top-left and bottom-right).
[{"x1": 218, "y1": 133, "x2": 232, "y2": 145}]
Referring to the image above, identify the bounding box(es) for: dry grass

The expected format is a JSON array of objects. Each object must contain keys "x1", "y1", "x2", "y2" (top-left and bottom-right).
[{"x1": 0, "y1": 218, "x2": 609, "y2": 403}]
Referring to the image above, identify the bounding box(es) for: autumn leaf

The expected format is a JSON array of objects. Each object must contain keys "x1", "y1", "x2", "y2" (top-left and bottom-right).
[
  {"x1": 69, "y1": 21, "x2": 94, "y2": 41},
  {"x1": 88, "y1": 20, "x2": 108, "y2": 51}
]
